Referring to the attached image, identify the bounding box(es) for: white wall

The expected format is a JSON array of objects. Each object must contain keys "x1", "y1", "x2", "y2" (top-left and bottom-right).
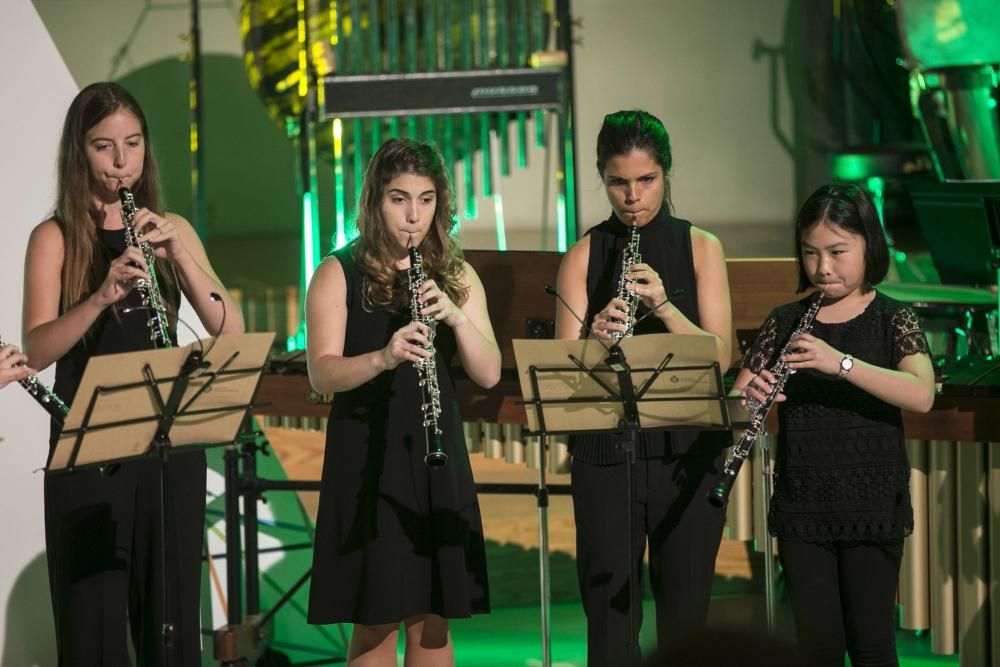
[
  {"x1": 572, "y1": 0, "x2": 795, "y2": 230},
  {"x1": 31, "y1": 0, "x2": 242, "y2": 87},
  {"x1": 0, "y1": 3, "x2": 78, "y2": 664}
]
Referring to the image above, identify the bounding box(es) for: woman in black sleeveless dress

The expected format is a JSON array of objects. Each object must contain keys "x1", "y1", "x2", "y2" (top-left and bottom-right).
[
  {"x1": 735, "y1": 185, "x2": 935, "y2": 666},
  {"x1": 305, "y1": 138, "x2": 499, "y2": 666},
  {"x1": 554, "y1": 110, "x2": 734, "y2": 665},
  {"x1": 22, "y1": 82, "x2": 244, "y2": 666}
]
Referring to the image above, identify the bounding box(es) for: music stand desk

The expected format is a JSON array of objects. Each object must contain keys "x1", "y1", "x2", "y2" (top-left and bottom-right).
[
  {"x1": 513, "y1": 333, "x2": 730, "y2": 665},
  {"x1": 49, "y1": 333, "x2": 273, "y2": 666}
]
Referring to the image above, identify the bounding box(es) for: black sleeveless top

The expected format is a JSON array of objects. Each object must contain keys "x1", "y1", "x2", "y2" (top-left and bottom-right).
[
  {"x1": 570, "y1": 207, "x2": 705, "y2": 464},
  {"x1": 51, "y1": 228, "x2": 179, "y2": 448},
  {"x1": 743, "y1": 292, "x2": 930, "y2": 544}
]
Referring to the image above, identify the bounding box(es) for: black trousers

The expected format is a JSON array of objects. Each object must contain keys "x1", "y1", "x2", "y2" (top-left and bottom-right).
[
  {"x1": 44, "y1": 451, "x2": 207, "y2": 667},
  {"x1": 778, "y1": 539, "x2": 902, "y2": 667},
  {"x1": 570, "y1": 441, "x2": 725, "y2": 666}
]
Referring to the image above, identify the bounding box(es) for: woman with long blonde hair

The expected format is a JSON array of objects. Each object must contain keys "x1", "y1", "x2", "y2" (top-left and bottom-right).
[{"x1": 306, "y1": 138, "x2": 500, "y2": 666}]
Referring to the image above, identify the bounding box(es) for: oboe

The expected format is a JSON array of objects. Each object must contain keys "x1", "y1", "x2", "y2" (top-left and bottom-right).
[
  {"x1": 0, "y1": 338, "x2": 69, "y2": 425},
  {"x1": 118, "y1": 186, "x2": 173, "y2": 348},
  {"x1": 707, "y1": 290, "x2": 825, "y2": 508},
  {"x1": 407, "y1": 245, "x2": 448, "y2": 468},
  {"x1": 611, "y1": 217, "x2": 642, "y2": 340}
]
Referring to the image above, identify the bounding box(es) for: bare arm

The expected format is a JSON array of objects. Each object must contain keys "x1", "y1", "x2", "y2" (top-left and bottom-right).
[
  {"x1": 305, "y1": 256, "x2": 433, "y2": 394},
  {"x1": 763, "y1": 331, "x2": 936, "y2": 413},
  {"x1": 436, "y1": 263, "x2": 500, "y2": 388},
  {"x1": 23, "y1": 220, "x2": 149, "y2": 370},
  {"x1": 160, "y1": 213, "x2": 244, "y2": 335},
  {"x1": 843, "y1": 352, "x2": 935, "y2": 413},
  {"x1": 554, "y1": 236, "x2": 592, "y2": 339},
  {"x1": 648, "y1": 228, "x2": 733, "y2": 370}
]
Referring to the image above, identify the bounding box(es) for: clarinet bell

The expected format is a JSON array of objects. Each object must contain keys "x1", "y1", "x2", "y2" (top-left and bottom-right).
[{"x1": 424, "y1": 436, "x2": 448, "y2": 468}]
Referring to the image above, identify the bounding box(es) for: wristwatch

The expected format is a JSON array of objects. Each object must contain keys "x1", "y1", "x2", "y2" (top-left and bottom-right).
[{"x1": 838, "y1": 354, "x2": 854, "y2": 379}]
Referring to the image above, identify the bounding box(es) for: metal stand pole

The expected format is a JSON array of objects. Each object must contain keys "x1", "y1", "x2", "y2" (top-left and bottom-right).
[
  {"x1": 242, "y1": 441, "x2": 261, "y2": 616},
  {"x1": 158, "y1": 438, "x2": 176, "y2": 667},
  {"x1": 188, "y1": 0, "x2": 206, "y2": 237},
  {"x1": 758, "y1": 429, "x2": 776, "y2": 632},
  {"x1": 536, "y1": 434, "x2": 552, "y2": 667},
  {"x1": 223, "y1": 445, "x2": 243, "y2": 628}
]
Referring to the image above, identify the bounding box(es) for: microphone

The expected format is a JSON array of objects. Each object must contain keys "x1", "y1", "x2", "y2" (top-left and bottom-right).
[
  {"x1": 544, "y1": 285, "x2": 614, "y2": 355},
  {"x1": 202, "y1": 292, "x2": 227, "y2": 361}
]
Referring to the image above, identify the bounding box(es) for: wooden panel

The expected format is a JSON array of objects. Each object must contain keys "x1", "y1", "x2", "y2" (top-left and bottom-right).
[
  {"x1": 464, "y1": 250, "x2": 563, "y2": 369},
  {"x1": 726, "y1": 258, "x2": 801, "y2": 331}
]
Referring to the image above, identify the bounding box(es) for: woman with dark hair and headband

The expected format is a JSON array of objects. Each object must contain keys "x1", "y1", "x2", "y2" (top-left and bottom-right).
[{"x1": 555, "y1": 109, "x2": 733, "y2": 665}]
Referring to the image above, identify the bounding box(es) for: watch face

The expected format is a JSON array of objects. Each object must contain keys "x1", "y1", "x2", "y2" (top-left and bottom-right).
[{"x1": 840, "y1": 356, "x2": 854, "y2": 373}]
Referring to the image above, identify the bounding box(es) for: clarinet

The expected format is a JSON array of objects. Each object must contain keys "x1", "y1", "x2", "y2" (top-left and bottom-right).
[
  {"x1": 610, "y1": 217, "x2": 642, "y2": 340},
  {"x1": 0, "y1": 338, "x2": 69, "y2": 425},
  {"x1": 707, "y1": 290, "x2": 825, "y2": 508},
  {"x1": 407, "y1": 246, "x2": 448, "y2": 468},
  {"x1": 118, "y1": 186, "x2": 173, "y2": 348}
]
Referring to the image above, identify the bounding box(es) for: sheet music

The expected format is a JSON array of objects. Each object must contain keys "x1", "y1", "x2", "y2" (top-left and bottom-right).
[
  {"x1": 49, "y1": 333, "x2": 273, "y2": 470},
  {"x1": 513, "y1": 333, "x2": 727, "y2": 434}
]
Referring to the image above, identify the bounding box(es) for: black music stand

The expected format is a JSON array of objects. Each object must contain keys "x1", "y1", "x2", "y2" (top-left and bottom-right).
[
  {"x1": 513, "y1": 333, "x2": 731, "y2": 665},
  {"x1": 48, "y1": 333, "x2": 274, "y2": 667}
]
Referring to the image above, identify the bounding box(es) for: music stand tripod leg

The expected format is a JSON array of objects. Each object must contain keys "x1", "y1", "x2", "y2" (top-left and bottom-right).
[
  {"x1": 621, "y1": 425, "x2": 638, "y2": 660},
  {"x1": 155, "y1": 434, "x2": 176, "y2": 667},
  {"x1": 224, "y1": 445, "x2": 243, "y2": 627},
  {"x1": 242, "y1": 439, "x2": 261, "y2": 617}
]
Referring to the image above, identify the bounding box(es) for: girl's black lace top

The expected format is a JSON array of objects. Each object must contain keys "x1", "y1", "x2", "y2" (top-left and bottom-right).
[{"x1": 743, "y1": 291, "x2": 931, "y2": 544}]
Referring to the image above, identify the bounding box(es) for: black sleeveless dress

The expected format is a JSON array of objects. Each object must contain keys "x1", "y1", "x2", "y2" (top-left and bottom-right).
[
  {"x1": 307, "y1": 245, "x2": 490, "y2": 625},
  {"x1": 45, "y1": 227, "x2": 206, "y2": 666},
  {"x1": 743, "y1": 291, "x2": 931, "y2": 553}
]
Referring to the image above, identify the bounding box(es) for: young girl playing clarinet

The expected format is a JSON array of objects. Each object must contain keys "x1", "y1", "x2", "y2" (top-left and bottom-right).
[{"x1": 734, "y1": 184, "x2": 935, "y2": 666}]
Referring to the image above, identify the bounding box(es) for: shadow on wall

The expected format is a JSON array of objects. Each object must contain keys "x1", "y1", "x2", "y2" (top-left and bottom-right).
[
  {"x1": 2, "y1": 551, "x2": 56, "y2": 666},
  {"x1": 116, "y1": 54, "x2": 306, "y2": 291}
]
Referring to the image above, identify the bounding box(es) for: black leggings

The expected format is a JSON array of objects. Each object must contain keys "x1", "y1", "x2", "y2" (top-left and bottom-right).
[
  {"x1": 778, "y1": 539, "x2": 902, "y2": 667},
  {"x1": 44, "y1": 451, "x2": 207, "y2": 667},
  {"x1": 571, "y1": 442, "x2": 725, "y2": 666}
]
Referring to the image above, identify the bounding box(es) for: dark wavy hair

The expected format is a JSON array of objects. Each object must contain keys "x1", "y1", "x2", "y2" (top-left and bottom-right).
[
  {"x1": 596, "y1": 109, "x2": 673, "y2": 208},
  {"x1": 351, "y1": 138, "x2": 467, "y2": 311},
  {"x1": 55, "y1": 81, "x2": 177, "y2": 313},
  {"x1": 794, "y1": 184, "x2": 889, "y2": 292}
]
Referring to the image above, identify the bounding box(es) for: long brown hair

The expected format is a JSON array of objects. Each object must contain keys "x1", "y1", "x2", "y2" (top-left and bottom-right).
[
  {"x1": 351, "y1": 138, "x2": 467, "y2": 311},
  {"x1": 55, "y1": 82, "x2": 177, "y2": 312}
]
